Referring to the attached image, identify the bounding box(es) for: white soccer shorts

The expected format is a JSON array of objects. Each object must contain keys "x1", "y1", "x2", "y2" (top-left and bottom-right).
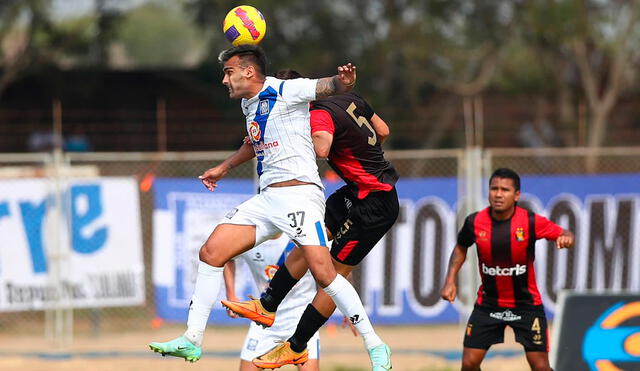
[{"x1": 222, "y1": 184, "x2": 328, "y2": 247}]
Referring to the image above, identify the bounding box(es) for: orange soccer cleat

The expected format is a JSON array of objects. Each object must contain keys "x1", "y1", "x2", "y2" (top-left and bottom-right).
[
  {"x1": 221, "y1": 297, "x2": 276, "y2": 328},
  {"x1": 252, "y1": 341, "x2": 308, "y2": 369}
]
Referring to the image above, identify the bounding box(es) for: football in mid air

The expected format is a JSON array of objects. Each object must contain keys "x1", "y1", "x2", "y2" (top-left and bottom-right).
[{"x1": 222, "y1": 5, "x2": 266, "y2": 46}]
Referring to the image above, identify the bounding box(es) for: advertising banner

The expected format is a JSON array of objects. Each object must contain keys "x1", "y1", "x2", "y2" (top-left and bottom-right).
[
  {"x1": 553, "y1": 292, "x2": 640, "y2": 371},
  {"x1": 153, "y1": 174, "x2": 640, "y2": 324},
  {"x1": 0, "y1": 177, "x2": 144, "y2": 311}
]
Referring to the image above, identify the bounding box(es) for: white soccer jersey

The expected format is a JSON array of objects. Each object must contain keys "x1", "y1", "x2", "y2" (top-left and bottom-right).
[
  {"x1": 241, "y1": 76, "x2": 323, "y2": 190},
  {"x1": 237, "y1": 236, "x2": 316, "y2": 314}
]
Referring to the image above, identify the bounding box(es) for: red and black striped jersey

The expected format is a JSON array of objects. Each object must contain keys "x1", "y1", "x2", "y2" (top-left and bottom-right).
[
  {"x1": 457, "y1": 206, "x2": 563, "y2": 308},
  {"x1": 310, "y1": 92, "x2": 398, "y2": 199}
]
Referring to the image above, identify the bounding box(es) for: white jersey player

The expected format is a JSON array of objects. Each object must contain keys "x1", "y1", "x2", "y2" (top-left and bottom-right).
[
  {"x1": 224, "y1": 235, "x2": 319, "y2": 371},
  {"x1": 149, "y1": 44, "x2": 391, "y2": 371}
]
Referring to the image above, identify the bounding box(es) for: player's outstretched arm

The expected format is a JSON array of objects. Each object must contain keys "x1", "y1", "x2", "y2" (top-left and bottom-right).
[
  {"x1": 316, "y1": 63, "x2": 357, "y2": 98},
  {"x1": 199, "y1": 141, "x2": 255, "y2": 192},
  {"x1": 555, "y1": 229, "x2": 575, "y2": 249},
  {"x1": 440, "y1": 245, "x2": 468, "y2": 302}
]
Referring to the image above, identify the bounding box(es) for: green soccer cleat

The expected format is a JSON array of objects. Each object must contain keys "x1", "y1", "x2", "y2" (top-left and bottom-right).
[
  {"x1": 368, "y1": 343, "x2": 392, "y2": 370},
  {"x1": 149, "y1": 335, "x2": 202, "y2": 362}
]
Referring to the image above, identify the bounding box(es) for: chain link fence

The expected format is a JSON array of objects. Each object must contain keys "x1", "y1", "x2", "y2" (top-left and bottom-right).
[{"x1": 1, "y1": 147, "x2": 639, "y2": 346}]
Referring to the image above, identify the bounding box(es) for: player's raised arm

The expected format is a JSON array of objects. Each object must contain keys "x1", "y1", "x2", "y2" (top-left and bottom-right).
[
  {"x1": 315, "y1": 63, "x2": 357, "y2": 98},
  {"x1": 555, "y1": 229, "x2": 575, "y2": 249},
  {"x1": 199, "y1": 141, "x2": 255, "y2": 192},
  {"x1": 440, "y1": 244, "x2": 468, "y2": 302}
]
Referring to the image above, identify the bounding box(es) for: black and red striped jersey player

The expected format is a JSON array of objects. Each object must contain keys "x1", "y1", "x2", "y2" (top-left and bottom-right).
[{"x1": 441, "y1": 167, "x2": 574, "y2": 371}]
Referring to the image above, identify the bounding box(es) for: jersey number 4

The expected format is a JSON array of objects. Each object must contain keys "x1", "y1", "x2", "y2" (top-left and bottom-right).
[{"x1": 346, "y1": 102, "x2": 377, "y2": 146}]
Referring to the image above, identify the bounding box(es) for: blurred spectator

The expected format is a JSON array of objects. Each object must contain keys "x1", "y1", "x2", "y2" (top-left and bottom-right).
[
  {"x1": 64, "y1": 126, "x2": 92, "y2": 152},
  {"x1": 28, "y1": 130, "x2": 63, "y2": 152}
]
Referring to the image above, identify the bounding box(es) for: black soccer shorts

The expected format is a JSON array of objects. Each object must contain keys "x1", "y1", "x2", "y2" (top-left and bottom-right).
[
  {"x1": 463, "y1": 304, "x2": 549, "y2": 352},
  {"x1": 325, "y1": 185, "x2": 399, "y2": 266}
]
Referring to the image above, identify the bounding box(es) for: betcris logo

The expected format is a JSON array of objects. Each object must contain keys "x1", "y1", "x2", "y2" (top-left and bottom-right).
[
  {"x1": 582, "y1": 301, "x2": 640, "y2": 371},
  {"x1": 481, "y1": 263, "x2": 526, "y2": 276}
]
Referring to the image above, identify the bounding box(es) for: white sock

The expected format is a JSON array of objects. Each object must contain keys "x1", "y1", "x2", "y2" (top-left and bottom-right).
[
  {"x1": 323, "y1": 274, "x2": 383, "y2": 350},
  {"x1": 184, "y1": 261, "x2": 224, "y2": 347}
]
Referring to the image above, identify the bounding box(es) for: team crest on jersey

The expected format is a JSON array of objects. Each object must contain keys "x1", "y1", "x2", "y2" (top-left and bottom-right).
[
  {"x1": 478, "y1": 230, "x2": 488, "y2": 241},
  {"x1": 516, "y1": 227, "x2": 525, "y2": 241},
  {"x1": 249, "y1": 121, "x2": 261, "y2": 142},
  {"x1": 264, "y1": 264, "x2": 279, "y2": 279},
  {"x1": 259, "y1": 99, "x2": 270, "y2": 115}
]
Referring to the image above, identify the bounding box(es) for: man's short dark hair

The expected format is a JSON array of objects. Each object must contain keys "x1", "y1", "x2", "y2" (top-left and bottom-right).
[
  {"x1": 275, "y1": 69, "x2": 303, "y2": 80},
  {"x1": 489, "y1": 168, "x2": 521, "y2": 191},
  {"x1": 218, "y1": 44, "x2": 267, "y2": 76}
]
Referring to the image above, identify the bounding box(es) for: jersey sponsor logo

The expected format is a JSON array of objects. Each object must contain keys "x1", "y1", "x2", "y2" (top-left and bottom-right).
[
  {"x1": 259, "y1": 99, "x2": 270, "y2": 115},
  {"x1": 253, "y1": 252, "x2": 264, "y2": 262},
  {"x1": 253, "y1": 140, "x2": 279, "y2": 152},
  {"x1": 264, "y1": 264, "x2": 278, "y2": 280},
  {"x1": 516, "y1": 227, "x2": 525, "y2": 241},
  {"x1": 482, "y1": 263, "x2": 527, "y2": 276},
  {"x1": 249, "y1": 121, "x2": 261, "y2": 142},
  {"x1": 489, "y1": 309, "x2": 522, "y2": 321}
]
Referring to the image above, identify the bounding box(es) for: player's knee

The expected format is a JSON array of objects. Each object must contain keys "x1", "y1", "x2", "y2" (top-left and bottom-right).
[
  {"x1": 461, "y1": 356, "x2": 481, "y2": 371},
  {"x1": 198, "y1": 243, "x2": 225, "y2": 266}
]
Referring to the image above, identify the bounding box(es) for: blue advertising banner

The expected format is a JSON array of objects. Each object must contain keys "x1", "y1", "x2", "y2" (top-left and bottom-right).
[{"x1": 153, "y1": 174, "x2": 640, "y2": 324}]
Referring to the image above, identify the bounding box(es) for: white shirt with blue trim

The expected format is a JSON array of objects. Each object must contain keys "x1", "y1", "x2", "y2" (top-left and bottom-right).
[{"x1": 241, "y1": 76, "x2": 323, "y2": 190}]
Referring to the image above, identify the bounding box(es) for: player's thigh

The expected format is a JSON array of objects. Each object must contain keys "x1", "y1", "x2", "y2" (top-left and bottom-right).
[
  {"x1": 463, "y1": 305, "x2": 507, "y2": 350},
  {"x1": 200, "y1": 224, "x2": 257, "y2": 265},
  {"x1": 299, "y1": 244, "x2": 336, "y2": 287},
  {"x1": 511, "y1": 306, "x2": 549, "y2": 353},
  {"x1": 330, "y1": 189, "x2": 399, "y2": 266},
  {"x1": 201, "y1": 195, "x2": 279, "y2": 265}
]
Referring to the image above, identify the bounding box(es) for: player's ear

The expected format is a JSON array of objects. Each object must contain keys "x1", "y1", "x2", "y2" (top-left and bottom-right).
[
  {"x1": 243, "y1": 65, "x2": 255, "y2": 79},
  {"x1": 514, "y1": 189, "x2": 521, "y2": 202}
]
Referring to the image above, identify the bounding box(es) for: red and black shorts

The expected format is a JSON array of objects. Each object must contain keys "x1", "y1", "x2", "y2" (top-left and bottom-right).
[
  {"x1": 325, "y1": 185, "x2": 399, "y2": 266},
  {"x1": 464, "y1": 304, "x2": 550, "y2": 352}
]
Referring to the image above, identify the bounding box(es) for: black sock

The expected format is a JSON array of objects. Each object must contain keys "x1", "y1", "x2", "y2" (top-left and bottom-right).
[
  {"x1": 260, "y1": 264, "x2": 298, "y2": 312},
  {"x1": 288, "y1": 304, "x2": 329, "y2": 353}
]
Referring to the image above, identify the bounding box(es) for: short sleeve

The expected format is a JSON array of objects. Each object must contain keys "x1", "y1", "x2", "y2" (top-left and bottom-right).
[
  {"x1": 355, "y1": 92, "x2": 375, "y2": 120},
  {"x1": 535, "y1": 214, "x2": 563, "y2": 240},
  {"x1": 457, "y1": 214, "x2": 476, "y2": 248},
  {"x1": 310, "y1": 109, "x2": 335, "y2": 135},
  {"x1": 279, "y1": 78, "x2": 317, "y2": 104}
]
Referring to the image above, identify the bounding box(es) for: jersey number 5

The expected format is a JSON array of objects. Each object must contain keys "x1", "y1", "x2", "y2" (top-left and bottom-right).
[{"x1": 346, "y1": 102, "x2": 377, "y2": 146}]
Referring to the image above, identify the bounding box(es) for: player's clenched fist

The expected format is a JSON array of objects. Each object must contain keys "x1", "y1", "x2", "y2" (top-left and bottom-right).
[{"x1": 440, "y1": 282, "x2": 457, "y2": 302}]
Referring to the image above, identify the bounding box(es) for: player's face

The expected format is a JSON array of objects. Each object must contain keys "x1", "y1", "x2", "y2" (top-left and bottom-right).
[
  {"x1": 488, "y1": 177, "x2": 520, "y2": 214},
  {"x1": 222, "y1": 56, "x2": 250, "y2": 99}
]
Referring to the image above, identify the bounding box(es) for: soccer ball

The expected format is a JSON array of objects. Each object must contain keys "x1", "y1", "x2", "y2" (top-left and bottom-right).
[{"x1": 222, "y1": 5, "x2": 266, "y2": 46}]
